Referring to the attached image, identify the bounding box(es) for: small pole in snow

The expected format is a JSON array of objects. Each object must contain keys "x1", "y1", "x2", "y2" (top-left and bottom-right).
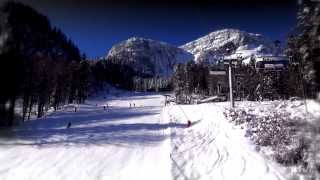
[
  {"x1": 224, "y1": 52, "x2": 236, "y2": 109},
  {"x1": 164, "y1": 95, "x2": 167, "y2": 106},
  {"x1": 228, "y1": 60, "x2": 235, "y2": 108}
]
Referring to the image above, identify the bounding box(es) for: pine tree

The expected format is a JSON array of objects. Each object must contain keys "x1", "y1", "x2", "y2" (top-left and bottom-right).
[
  {"x1": 173, "y1": 64, "x2": 186, "y2": 103},
  {"x1": 287, "y1": 0, "x2": 320, "y2": 98},
  {"x1": 0, "y1": 1, "x2": 85, "y2": 125}
]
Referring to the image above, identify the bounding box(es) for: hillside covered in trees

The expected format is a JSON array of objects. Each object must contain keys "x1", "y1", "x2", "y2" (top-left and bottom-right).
[{"x1": 0, "y1": 2, "x2": 89, "y2": 126}]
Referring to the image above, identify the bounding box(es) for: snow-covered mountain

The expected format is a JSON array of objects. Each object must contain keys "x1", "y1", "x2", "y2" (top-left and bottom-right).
[
  {"x1": 105, "y1": 30, "x2": 282, "y2": 77},
  {"x1": 181, "y1": 29, "x2": 279, "y2": 64},
  {"x1": 106, "y1": 37, "x2": 193, "y2": 77}
]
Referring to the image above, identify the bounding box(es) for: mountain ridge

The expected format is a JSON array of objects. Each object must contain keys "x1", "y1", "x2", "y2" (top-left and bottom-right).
[
  {"x1": 105, "y1": 29, "x2": 282, "y2": 77},
  {"x1": 180, "y1": 28, "x2": 279, "y2": 64},
  {"x1": 106, "y1": 37, "x2": 194, "y2": 77}
]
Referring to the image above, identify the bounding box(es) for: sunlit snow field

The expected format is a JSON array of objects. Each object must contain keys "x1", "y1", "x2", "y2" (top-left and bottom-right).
[{"x1": 0, "y1": 90, "x2": 318, "y2": 180}]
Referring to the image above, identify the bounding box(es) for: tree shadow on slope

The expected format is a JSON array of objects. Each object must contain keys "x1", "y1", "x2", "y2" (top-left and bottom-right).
[
  {"x1": 14, "y1": 106, "x2": 159, "y2": 130},
  {"x1": 0, "y1": 103, "x2": 187, "y2": 147},
  {"x1": 1, "y1": 122, "x2": 186, "y2": 148}
]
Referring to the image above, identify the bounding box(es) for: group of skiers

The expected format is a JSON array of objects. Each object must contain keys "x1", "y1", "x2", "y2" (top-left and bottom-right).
[
  {"x1": 103, "y1": 104, "x2": 109, "y2": 110},
  {"x1": 68, "y1": 101, "x2": 193, "y2": 129}
]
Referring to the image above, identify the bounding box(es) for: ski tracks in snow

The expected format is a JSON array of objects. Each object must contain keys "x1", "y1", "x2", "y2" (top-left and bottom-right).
[
  {"x1": 0, "y1": 94, "x2": 288, "y2": 180},
  {"x1": 0, "y1": 94, "x2": 172, "y2": 180},
  {"x1": 166, "y1": 103, "x2": 287, "y2": 180}
]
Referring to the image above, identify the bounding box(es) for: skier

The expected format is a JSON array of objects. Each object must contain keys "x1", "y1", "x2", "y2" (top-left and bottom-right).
[
  {"x1": 67, "y1": 122, "x2": 72, "y2": 128},
  {"x1": 187, "y1": 120, "x2": 192, "y2": 128}
]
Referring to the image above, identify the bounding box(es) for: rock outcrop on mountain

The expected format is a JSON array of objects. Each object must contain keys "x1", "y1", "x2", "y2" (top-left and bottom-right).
[
  {"x1": 106, "y1": 37, "x2": 193, "y2": 77},
  {"x1": 181, "y1": 29, "x2": 279, "y2": 64}
]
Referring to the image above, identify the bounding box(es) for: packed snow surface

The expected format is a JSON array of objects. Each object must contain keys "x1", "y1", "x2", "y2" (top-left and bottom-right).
[
  {"x1": 0, "y1": 93, "x2": 172, "y2": 180},
  {"x1": 165, "y1": 104, "x2": 286, "y2": 180},
  {"x1": 0, "y1": 92, "x2": 289, "y2": 180}
]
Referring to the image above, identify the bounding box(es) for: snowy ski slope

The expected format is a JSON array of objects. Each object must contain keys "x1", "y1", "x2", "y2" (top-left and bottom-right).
[
  {"x1": 0, "y1": 92, "x2": 287, "y2": 180},
  {"x1": 166, "y1": 104, "x2": 286, "y2": 180}
]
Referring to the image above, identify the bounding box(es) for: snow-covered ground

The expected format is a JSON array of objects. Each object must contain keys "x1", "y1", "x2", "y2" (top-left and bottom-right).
[
  {"x1": 0, "y1": 92, "x2": 172, "y2": 180},
  {"x1": 166, "y1": 103, "x2": 286, "y2": 180},
  {"x1": 224, "y1": 100, "x2": 320, "y2": 179},
  {"x1": 0, "y1": 91, "x2": 306, "y2": 180}
]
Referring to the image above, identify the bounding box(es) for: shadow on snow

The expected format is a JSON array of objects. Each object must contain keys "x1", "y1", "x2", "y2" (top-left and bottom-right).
[
  {"x1": 0, "y1": 100, "x2": 186, "y2": 147},
  {"x1": 1, "y1": 122, "x2": 186, "y2": 148}
]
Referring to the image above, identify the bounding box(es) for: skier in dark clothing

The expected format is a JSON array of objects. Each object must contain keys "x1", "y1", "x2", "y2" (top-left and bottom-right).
[
  {"x1": 67, "y1": 122, "x2": 72, "y2": 128},
  {"x1": 187, "y1": 120, "x2": 192, "y2": 128}
]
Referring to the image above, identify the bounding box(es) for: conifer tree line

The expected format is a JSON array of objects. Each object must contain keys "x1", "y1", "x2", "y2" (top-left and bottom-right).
[
  {"x1": 90, "y1": 57, "x2": 136, "y2": 90},
  {"x1": 172, "y1": 55, "x2": 315, "y2": 105},
  {"x1": 237, "y1": 59, "x2": 290, "y2": 101},
  {"x1": 172, "y1": 59, "x2": 291, "y2": 104},
  {"x1": 133, "y1": 77, "x2": 171, "y2": 92},
  {"x1": 90, "y1": 57, "x2": 172, "y2": 92},
  {"x1": 0, "y1": 2, "x2": 90, "y2": 126},
  {"x1": 286, "y1": 0, "x2": 320, "y2": 99},
  {"x1": 173, "y1": 62, "x2": 209, "y2": 103}
]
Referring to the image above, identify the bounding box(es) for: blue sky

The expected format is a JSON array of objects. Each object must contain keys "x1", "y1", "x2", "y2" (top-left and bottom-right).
[{"x1": 14, "y1": 0, "x2": 298, "y2": 58}]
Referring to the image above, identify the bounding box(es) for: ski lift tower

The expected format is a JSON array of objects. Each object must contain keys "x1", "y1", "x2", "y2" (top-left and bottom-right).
[{"x1": 223, "y1": 50, "x2": 242, "y2": 108}]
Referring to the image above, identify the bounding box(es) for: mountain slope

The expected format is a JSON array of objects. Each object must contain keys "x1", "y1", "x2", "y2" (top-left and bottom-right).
[
  {"x1": 106, "y1": 37, "x2": 193, "y2": 77},
  {"x1": 181, "y1": 29, "x2": 278, "y2": 64},
  {"x1": 0, "y1": 1, "x2": 80, "y2": 61}
]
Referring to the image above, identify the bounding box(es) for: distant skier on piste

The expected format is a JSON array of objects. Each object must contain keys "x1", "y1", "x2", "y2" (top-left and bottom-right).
[{"x1": 187, "y1": 120, "x2": 191, "y2": 128}]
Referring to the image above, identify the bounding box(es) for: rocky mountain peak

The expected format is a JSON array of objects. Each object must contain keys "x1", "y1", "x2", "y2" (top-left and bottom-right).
[
  {"x1": 181, "y1": 28, "x2": 278, "y2": 64},
  {"x1": 106, "y1": 37, "x2": 193, "y2": 77}
]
